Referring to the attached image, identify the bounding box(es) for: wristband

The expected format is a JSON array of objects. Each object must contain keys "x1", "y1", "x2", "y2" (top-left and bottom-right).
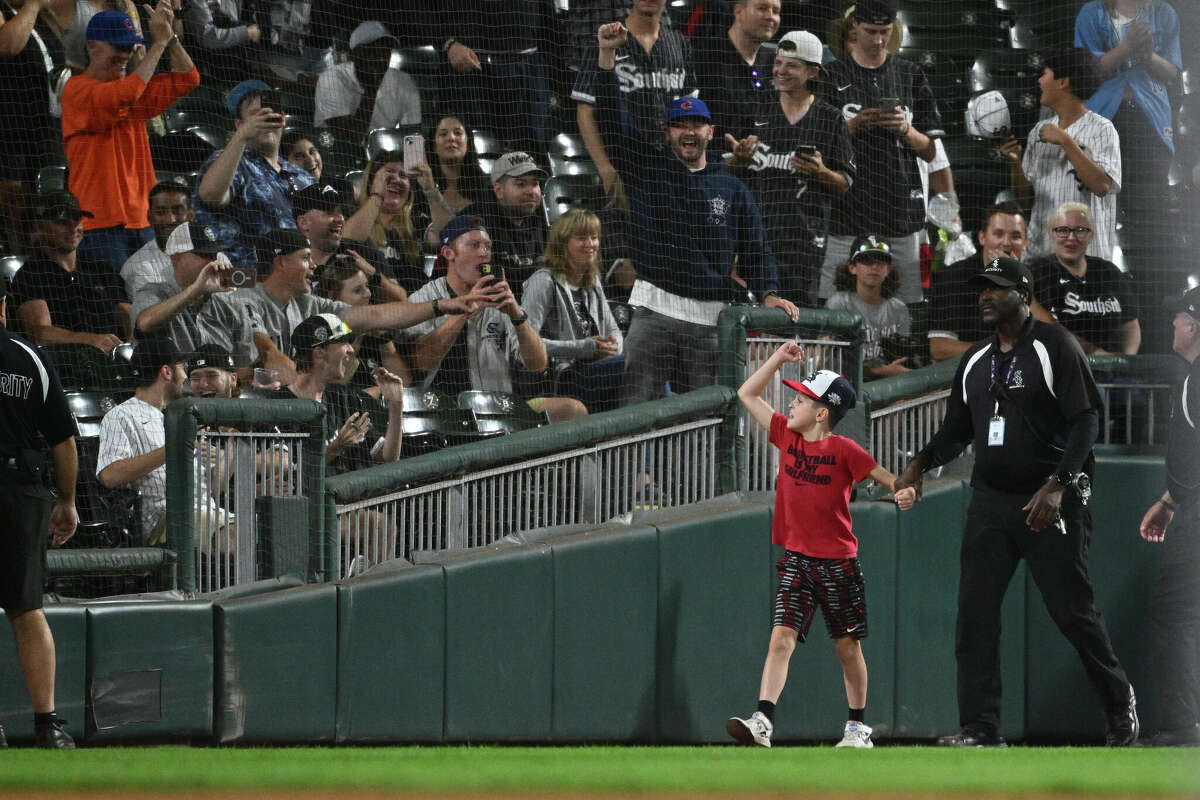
[
  {"x1": 167, "y1": 34, "x2": 180, "y2": 48},
  {"x1": 1159, "y1": 498, "x2": 1179, "y2": 512},
  {"x1": 761, "y1": 290, "x2": 779, "y2": 301},
  {"x1": 510, "y1": 313, "x2": 529, "y2": 326},
  {"x1": 431, "y1": 298, "x2": 442, "y2": 317}
]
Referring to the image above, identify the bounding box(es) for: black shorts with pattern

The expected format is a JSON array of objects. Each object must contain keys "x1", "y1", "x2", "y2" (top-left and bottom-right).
[{"x1": 772, "y1": 550, "x2": 868, "y2": 642}]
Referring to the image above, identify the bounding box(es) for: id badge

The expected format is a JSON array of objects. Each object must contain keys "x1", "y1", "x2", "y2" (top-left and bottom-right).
[{"x1": 987, "y1": 415, "x2": 1006, "y2": 446}]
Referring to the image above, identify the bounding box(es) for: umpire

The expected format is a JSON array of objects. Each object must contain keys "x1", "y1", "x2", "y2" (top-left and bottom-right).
[
  {"x1": 0, "y1": 281, "x2": 80, "y2": 749},
  {"x1": 1137, "y1": 287, "x2": 1200, "y2": 746},
  {"x1": 896, "y1": 257, "x2": 1138, "y2": 747}
]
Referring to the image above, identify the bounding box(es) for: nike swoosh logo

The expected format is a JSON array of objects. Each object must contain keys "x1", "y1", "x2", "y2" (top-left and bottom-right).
[
  {"x1": 615, "y1": 54, "x2": 630, "y2": 61},
  {"x1": 1059, "y1": 278, "x2": 1070, "y2": 284},
  {"x1": 845, "y1": 624, "x2": 859, "y2": 632},
  {"x1": 754, "y1": 121, "x2": 768, "y2": 127},
  {"x1": 837, "y1": 83, "x2": 852, "y2": 92}
]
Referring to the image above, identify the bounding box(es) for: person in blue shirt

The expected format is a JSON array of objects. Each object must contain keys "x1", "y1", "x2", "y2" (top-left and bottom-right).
[
  {"x1": 1075, "y1": 0, "x2": 1181, "y2": 225},
  {"x1": 193, "y1": 80, "x2": 316, "y2": 269}
]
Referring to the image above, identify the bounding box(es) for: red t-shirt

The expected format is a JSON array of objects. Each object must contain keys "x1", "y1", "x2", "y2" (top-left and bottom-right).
[{"x1": 768, "y1": 412, "x2": 878, "y2": 558}]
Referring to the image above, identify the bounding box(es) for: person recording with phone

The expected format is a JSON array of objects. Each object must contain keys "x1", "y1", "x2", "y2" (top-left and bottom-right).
[
  {"x1": 814, "y1": 0, "x2": 942, "y2": 304},
  {"x1": 195, "y1": 79, "x2": 316, "y2": 271},
  {"x1": 131, "y1": 221, "x2": 260, "y2": 381},
  {"x1": 726, "y1": 30, "x2": 855, "y2": 308}
]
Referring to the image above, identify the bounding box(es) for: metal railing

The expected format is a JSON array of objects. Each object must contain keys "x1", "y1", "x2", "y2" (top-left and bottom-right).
[
  {"x1": 868, "y1": 388, "x2": 952, "y2": 477},
  {"x1": 192, "y1": 429, "x2": 308, "y2": 593},
  {"x1": 333, "y1": 417, "x2": 722, "y2": 575}
]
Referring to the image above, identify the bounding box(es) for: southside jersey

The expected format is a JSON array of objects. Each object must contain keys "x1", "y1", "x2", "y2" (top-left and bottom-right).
[
  {"x1": 738, "y1": 96, "x2": 856, "y2": 261},
  {"x1": 818, "y1": 55, "x2": 943, "y2": 237}
]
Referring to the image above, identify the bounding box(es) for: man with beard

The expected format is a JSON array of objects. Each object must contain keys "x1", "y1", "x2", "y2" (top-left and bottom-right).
[
  {"x1": 120, "y1": 182, "x2": 196, "y2": 300},
  {"x1": 591, "y1": 22, "x2": 798, "y2": 404},
  {"x1": 726, "y1": 30, "x2": 854, "y2": 307},
  {"x1": 96, "y1": 336, "x2": 187, "y2": 542},
  {"x1": 466, "y1": 152, "x2": 550, "y2": 290},
  {"x1": 9, "y1": 191, "x2": 129, "y2": 352},
  {"x1": 895, "y1": 257, "x2": 1138, "y2": 748}
]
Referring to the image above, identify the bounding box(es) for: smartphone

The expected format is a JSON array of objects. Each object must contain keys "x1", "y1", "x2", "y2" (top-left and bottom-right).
[
  {"x1": 403, "y1": 133, "x2": 426, "y2": 172},
  {"x1": 795, "y1": 144, "x2": 817, "y2": 157},
  {"x1": 259, "y1": 87, "x2": 284, "y2": 116},
  {"x1": 479, "y1": 263, "x2": 498, "y2": 286},
  {"x1": 879, "y1": 97, "x2": 901, "y2": 112},
  {"x1": 226, "y1": 266, "x2": 257, "y2": 289}
]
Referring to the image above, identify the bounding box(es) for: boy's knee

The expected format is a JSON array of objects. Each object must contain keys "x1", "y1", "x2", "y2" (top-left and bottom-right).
[{"x1": 769, "y1": 626, "x2": 799, "y2": 657}]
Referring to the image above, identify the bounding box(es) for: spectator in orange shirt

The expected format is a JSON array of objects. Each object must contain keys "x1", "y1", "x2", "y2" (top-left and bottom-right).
[{"x1": 61, "y1": 5, "x2": 199, "y2": 276}]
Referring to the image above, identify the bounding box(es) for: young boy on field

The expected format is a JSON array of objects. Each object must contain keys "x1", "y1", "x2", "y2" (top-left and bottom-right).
[{"x1": 728, "y1": 342, "x2": 916, "y2": 748}]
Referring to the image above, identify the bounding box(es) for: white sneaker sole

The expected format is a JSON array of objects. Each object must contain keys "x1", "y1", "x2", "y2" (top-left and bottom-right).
[{"x1": 726, "y1": 717, "x2": 771, "y2": 748}]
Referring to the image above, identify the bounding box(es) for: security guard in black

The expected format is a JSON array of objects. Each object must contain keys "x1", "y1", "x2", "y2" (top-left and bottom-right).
[{"x1": 897, "y1": 256, "x2": 1136, "y2": 746}]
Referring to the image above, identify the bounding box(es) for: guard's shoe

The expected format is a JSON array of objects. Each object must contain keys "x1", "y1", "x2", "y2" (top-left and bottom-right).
[
  {"x1": 836, "y1": 720, "x2": 874, "y2": 748},
  {"x1": 0, "y1": 723, "x2": 7, "y2": 748},
  {"x1": 1145, "y1": 723, "x2": 1200, "y2": 747},
  {"x1": 936, "y1": 727, "x2": 1008, "y2": 748},
  {"x1": 727, "y1": 711, "x2": 773, "y2": 747},
  {"x1": 1106, "y1": 690, "x2": 1140, "y2": 747},
  {"x1": 34, "y1": 718, "x2": 75, "y2": 749}
]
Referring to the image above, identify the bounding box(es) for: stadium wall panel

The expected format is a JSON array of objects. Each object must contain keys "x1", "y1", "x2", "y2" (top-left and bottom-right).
[
  {"x1": 0, "y1": 605, "x2": 86, "y2": 744},
  {"x1": 335, "y1": 564, "x2": 446, "y2": 743}
]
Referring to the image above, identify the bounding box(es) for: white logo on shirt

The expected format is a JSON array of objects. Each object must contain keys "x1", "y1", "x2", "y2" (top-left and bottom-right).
[{"x1": 707, "y1": 195, "x2": 729, "y2": 226}]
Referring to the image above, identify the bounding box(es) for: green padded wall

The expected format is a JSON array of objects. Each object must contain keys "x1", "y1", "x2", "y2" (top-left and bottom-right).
[
  {"x1": 335, "y1": 564, "x2": 446, "y2": 742},
  {"x1": 551, "y1": 527, "x2": 659, "y2": 741},
  {"x1": 85, "y1": 601, "x2": 213, "y2": 741},
  {"x1": 895, "y1": 481, "x2": 1026, "y2": 739},
  {"x1": 1024, "y1": 455, "x2": 1166, "y2": 741},
  {"x1": 656, "y1": 504, "x2": 773, "y2": 742},
  {"x1": 214, "y1": 583, "x2": 338, "y2": 743},
  {"x1": 0, "y1": 605, "x2": 86, "y2": 743},
  {"x1": 442, "y1": 544, "x2": 554, "y2": 741}
]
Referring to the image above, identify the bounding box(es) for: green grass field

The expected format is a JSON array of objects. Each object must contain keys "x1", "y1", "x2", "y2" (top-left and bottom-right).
[{"x1": 1, "y1": 745, "x2": 1198, "y2": 797}]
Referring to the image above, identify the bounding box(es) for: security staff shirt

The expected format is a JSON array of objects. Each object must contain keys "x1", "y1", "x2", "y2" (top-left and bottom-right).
[
  {"x1": 1166, "y1": 355, "x2": 1200, "y2": 505},
  {"x1": 0, "y1": 327, "x2": 76, "y2": 453},
  {"x1": 923, "y1": 315, "x2": 1102, "y2": 495},
  {"x1": 817, "y1": 54, "x2": 943, "y2": 237}
]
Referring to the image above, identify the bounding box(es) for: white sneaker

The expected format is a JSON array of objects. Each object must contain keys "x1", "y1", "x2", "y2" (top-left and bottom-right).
[
  {"x1": 836, "y1": 720, "x2": 873, "y2": 748},
  {"x1": 727, "y1": 711, "x2": 773, "y2": 747}
]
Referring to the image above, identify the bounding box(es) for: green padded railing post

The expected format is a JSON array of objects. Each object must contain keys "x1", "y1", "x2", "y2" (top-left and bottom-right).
[
  {"x1": 165, "y1": 398, "x2": 326, "y2": 592},
  {"x1": 715, "y1": 305, "x2": 866, "y2": 494}
]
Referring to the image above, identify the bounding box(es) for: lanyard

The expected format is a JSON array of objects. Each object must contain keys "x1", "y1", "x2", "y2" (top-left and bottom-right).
[{"x1": 989, "y1": 352, "x2": 1018, "y2": 416}]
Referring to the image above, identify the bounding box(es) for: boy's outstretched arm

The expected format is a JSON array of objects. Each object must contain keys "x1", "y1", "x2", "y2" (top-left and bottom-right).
[
  {"x1": 737, "y1": 341, "x2": 804, "y2": 431},
  {"x1": 867, "y1": 464, "x2": 917, "y2": 510}
]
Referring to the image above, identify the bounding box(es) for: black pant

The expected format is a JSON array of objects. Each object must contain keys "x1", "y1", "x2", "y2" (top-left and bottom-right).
[
  {"x1": 956, "y1": 485, "x2": 1132, "y2": 735},
  {"x1": 0, "y1": 476, "x2": 54, "y2": 613},
  {"x1": 1150, "y1": 494, "x2": 1200, "y2": 733}
]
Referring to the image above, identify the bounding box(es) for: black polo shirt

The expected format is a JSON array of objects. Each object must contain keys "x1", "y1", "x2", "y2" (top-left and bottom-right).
[
  {"x1": 926, "y1": 314, "x2": 1101, "y2": 495},
  {"x1": 1031, "y1": 256, "x2": 1139, "y2": 355},
  {"x1": 470, "y1": 197, "x2": 547, "y2": 290},
  {"x1": 8, "y1": 255, "x2": 128, "y2": 338},
  {"x1": 1166, "y1": 355, "x2": 1200, "y2": 505},
  {"x1": 0, "y1": 328, "x2": 76, "y2": 455},
  {"x1": 692, "y1": 35, "x2": 775, "y2": 140}
]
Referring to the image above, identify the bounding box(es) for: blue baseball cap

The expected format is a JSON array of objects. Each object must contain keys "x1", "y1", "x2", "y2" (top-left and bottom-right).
[
  {"x1": 439, "y1": 214, "x2": 488, "y2": 248},
  {"x1": 86, "y1": 11, "x2": 145, "y2": 46},
  {"x1": 667, "y1": 96, "x2": 711, "y2": 123},
  {"x1": 226, "y1": 79, "x2": 271, "y2": 117}
]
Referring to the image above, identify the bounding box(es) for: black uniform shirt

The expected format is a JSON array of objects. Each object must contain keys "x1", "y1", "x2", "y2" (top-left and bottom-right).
[
  {"x1": 572, "y1": 25, "x2": 695, "y2": 139},
  {"x1": 927, "y1": 315, "x2": 1102, "y2": 494},
  {"x1": 692, "y1": 35, "x2": 775, "y2": 140},
  {"x1": 928, "y1": 253, "x2": 991, "y2": 347},
  {"x1": 470, "y1": 197, "x2": 548, "y2": 289},
  {"x1": 818, "y1": 54, "x2": 943, "y2": 237},
  {"x1": 1031, "y1": 256, "x2": 1138, "y2": 355},
  {"x1": 1166, "y1": 354, "x2": 1200, "y2": 505},
  {"x1": 0, "y1": 328, "x2": 77, "y2": 454},
  {"x1": 738, "y1": 96, "x2": 856, "y2": 258}
]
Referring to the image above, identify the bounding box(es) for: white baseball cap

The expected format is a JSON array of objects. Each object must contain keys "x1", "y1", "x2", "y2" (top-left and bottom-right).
[{"x1": 776, "y1": 31, "x2": 823, "y2": 65}]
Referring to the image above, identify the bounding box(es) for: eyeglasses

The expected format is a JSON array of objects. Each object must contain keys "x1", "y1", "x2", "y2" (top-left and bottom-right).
[{"x1": 1052, "y1": 226, "x2": 1092, "y2": 239}]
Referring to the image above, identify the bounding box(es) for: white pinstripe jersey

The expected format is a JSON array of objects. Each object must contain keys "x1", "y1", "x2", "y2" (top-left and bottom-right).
[{"x1": 1022, "y1": 110, "x2": 1121, "y2": 263}]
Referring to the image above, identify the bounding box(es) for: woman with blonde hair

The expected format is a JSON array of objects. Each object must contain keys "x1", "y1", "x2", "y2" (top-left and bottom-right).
[
  {"x1": 522, "y1": 208, "x2": 624, "y2": 412},
  {"x1": 343, "y1": 154, "x2": 432, "y2": 295}
]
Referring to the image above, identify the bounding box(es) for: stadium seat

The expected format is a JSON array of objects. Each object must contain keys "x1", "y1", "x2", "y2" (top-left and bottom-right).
[
  {"x1": 471, "y1": 128, "x2": 504, "y2": 177},
  {"x1": 280, "y1": 85, "x2": 316, "y2": 129},
  {"x1": 344, "y1": 170, "x2": 364, "y2": 198},
  {"x1": 608, "y1": 299, "x2": 633, "y2": 336},
  {"x1": 66, "y1": 396, "x2": 142, "y2": 549},
  {"x1": 547, "y1": 132, "x2": 597, "y2": 177},
  {"x1": 898, "y1": 49, "x2": 971, "y2": 136},
  {"x1": 395, "y1": 387, "x2": 479, "y2": 452},
  {"x1": 896, "y1": 7, "x2": 1009, "y2": 52},
  {"x1": 36, "y1": 163, "x2": 67, "y2": 195},
  {"x1": 364, "y1": 125, "x2": 422, "y2": 163},
  {"x1": 1007, "y1": 5, "x2": 1077, "y2": 50},
  {"x1": 456, "y1": 390, "x2": 550, "y2": 437},
  {"x1": 542, "y1": 174, "x2": 605, "y2": 226},
  {"x1": 151, "y1": 124, "x2": 227, "y2": 173},
  {"x1": 161, "y1": 106, "x2": 230, "y2": 135},
  {"x1": 941, "y1": 135, "x2": 1011, "y2": 236},
  {"x1": 0, "y1": 254, "x2": 23, "y2": 291},
  {"x1": 313, "y1": 127, "x2": 364, "y2": 178},
  {"x1": 154, "y1": 171, "x2": 197, "y2": 192},
  {"x1": 395, "y1": 45, "x2": 440, "y2": 74}
]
